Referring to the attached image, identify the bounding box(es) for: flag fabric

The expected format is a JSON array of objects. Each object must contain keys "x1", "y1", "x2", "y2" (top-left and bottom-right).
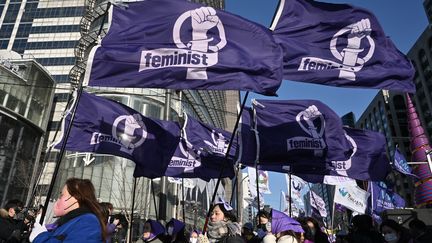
[
  {"x1": 310, "y1": 191, "x2": 327, "y2": 217},
  {"x1": 236, "y1": 107, "x2": 257, "y2": 165},
  {"x1": 167, "y1": 177, "x2": 196, "y2": 188},
  {"x1": 285, "y1": 174, "x2": 306, "y2": 216},
  {"x1": 164, "y1": 138, "x2": 234, "y2": 181},
  {"x1": 270, "y1": 0, "x2": 415, "y2": 92},
  {"x1": 54, "y1": 91, "x2": 180, "y2": 179},
  {"x1": 322, "y1": 176, "x2": 357, "y2": 187},
  {"x1": 393, "y1": 148, "x2": 418, "y2": 178},
  {"x1": 334, "y1": 185, "x2": 369, "y2": 214},
  {"x1": 370, "y1": 181, "x2": 405, "y2": 214},
  {"x1": 248, "y1": 167, "x2": 271, "y2": 194},
  {"x1": 270, "y1": 127, "x2": 390, "y2": 182},
  {"x1": 252, "y1": 99, "x2": 352, "y2": 164},
  {"x1": 84, "y1": 0, "x2": 282, "y2": 95}
]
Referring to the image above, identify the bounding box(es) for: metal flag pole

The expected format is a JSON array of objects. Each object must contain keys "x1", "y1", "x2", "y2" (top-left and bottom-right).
[
  {"x1": 151, "y1": 179, "x2": 159, "y2": 220},
  {"x1": 129, "y1": 177, "x2": 138, "y2": 243},
  {"x1": 202, "y1": 91, "x2": 249, "y2": 233},
  {"x1": 182, "y1": 178, "x2": 186, "y2": 221},
  {"x1": 252, "y1": 101, "x2": 261, "y2": 211},
  {"x1": 289, "y1": 172, "x2": 292, "y2": 217}
]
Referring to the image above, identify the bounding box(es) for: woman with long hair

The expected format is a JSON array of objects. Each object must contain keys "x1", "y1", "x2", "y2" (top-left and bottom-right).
[
  {"x1": 32, "y1": 178, "x2": 106, "y2": 242},
  {"x1": 202, "y1": 199, "x2": 243, "y2": 243}
]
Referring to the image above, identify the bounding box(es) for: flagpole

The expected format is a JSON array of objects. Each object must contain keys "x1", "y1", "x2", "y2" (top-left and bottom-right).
[
  {"x1": 182, "y1": 178, "x2": 186, "y2": 221},
  {"x1": 129, "y1": 177, "x2": 137, "y2": 243},
  {"x1": 331, "y1": 190, "x2": 336, "y2": 231},
  {"x1": 202, "y1": 91, "x2": 249, "y2": 233},
  {"x1": 252, "y1": 101, "x2": 261, "y2": 211},
  {"x1": 289, "y1": 172, "x2": 292, "y2": 217},
  {"x1": 151, "y1": 179, "x2": 159, "y2": 220},
  {"x1": 255, "y1": 165, "x2": 261, "y2": 211}
]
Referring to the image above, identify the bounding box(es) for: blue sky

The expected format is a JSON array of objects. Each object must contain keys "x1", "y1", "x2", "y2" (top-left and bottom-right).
[{"x1": 225, "y1": 0, "x2": 429, "y2": 209}]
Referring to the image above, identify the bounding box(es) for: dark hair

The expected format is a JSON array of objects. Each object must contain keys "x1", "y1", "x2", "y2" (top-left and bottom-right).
[
  {"x1": 65, "y1": 178, "x2": 107, "y2": 241},
  {"x1": 257, "y1": 209, "x2": 271, "y2": 220},
  {"x1": 408, "y1": 219, "x2": 426, "y2": 230},
  {"x1": 351, "y1": 214, "x2": 373, "y2": 232},
  {"x1": 4, "y1": 199, "x2": 23, "y2": 211},
  {"x1": 380, "y1": 219, "x2": 412, "y2": 242},
  {"x1": 99, "y1": 202, "x2": 113, "y2": 223},
  {"x1": 210, "y1": 203, "x2": 237, "y2": 222}
]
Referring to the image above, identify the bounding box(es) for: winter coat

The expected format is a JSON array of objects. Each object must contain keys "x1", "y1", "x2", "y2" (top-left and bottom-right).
[
  {"x1": 0, "y1": 214, "x2": 27, "y2": 243},
  {"x1": 33, "y1": 208, "x2": 102, "y2": 243}
]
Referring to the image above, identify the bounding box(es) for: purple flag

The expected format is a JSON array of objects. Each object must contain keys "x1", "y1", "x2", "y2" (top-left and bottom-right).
[
  {"x1": 370, "y1": 181, "x2": 405, "y2": 214},
  {"x1": 172, "y1": 113, "x2": 236, "y2": 178},
  {"x1": 271, "y1": 0, "x2": 415, "y2": 92},
  {"x1": 55, "y1": 91, "x2": 180, "y2": 179},
  {"x1": 84, "y1": 0, "x2": 282, "y2": 95},
  {"x1": 252, "y1": 99, "x2": 352, "y2": 164},
  {"x1": 164, "y1": 137, "x2": 234, "y2": 181},
  {"x1": 257, "y1": 127, "x2": 390, "y2": 182},
  {"x1": 393, "y1": 148, "x2": 418, "y2": 178},
  {"x1": 236, "y1": 107, "x2": 257, "y2": 164}
]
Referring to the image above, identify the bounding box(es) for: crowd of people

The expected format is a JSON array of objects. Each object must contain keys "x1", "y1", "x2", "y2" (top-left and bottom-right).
[{"x1": 1, "y1": 178, "x2": 431, "y2": 243}]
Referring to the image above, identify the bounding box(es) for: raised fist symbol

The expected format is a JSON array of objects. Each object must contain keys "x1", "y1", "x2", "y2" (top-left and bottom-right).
[
  {"x1": 190, "y1": 7, "x2": 219, "y2": 33},
  {"x1": 302, "y1": 105, "x2": 322, "y2": 121},
  {"x1": 347, "y1": 18, "x2": 371, "y2": 49}
]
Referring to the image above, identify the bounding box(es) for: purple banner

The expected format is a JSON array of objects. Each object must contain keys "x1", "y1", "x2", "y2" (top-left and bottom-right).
[
  {"x1": 271, "y1": 0, "x2": 415, "y2": 92},
  {"x1": 84, "y1": 0, "x2": 282, "y2": 95},
  {"x1": 55, "y1": 91, "x2": 180, "y2": 179}
]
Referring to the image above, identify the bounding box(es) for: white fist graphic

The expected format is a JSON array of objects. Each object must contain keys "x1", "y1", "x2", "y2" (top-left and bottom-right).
[
  {"x1": 347, "y1": 18, "x2": 371, "y2": 49},
  {"x1": 190, "y1": 7, "x2": 219, "y2": 34},
  {"x1": 302, "y1": 105, "x2": 322, "y2": 121}
]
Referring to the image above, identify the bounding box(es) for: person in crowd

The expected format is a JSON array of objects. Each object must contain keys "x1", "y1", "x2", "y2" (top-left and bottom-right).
[
  {"x1": 137, "y1": 219, "x2": 166, "y2": 243},
  {"x1": 189, "y1": 230, "x2": 200, "y2": 243},
  {"x1": 380, "y1": 219, "x2": 413, "y2": 243},
  {"x1": 345, "y1": 214, "x2": 383, "y2": 243},
  {"x1": 408, "y1": 218, "x2": 432, "y2": 243},
  {"x1": 165, "y1": 218, "x2": 187, "y2": 243},
  {"x1": 256, "y1": 209, "x2": 272, "y2": 239},
  {"x1": 31, "y1": 178, "x2": 106, "y2": 242},
  {"x1": 100, "y1": 202, "x2": 120, "y2": 243},
  {"x1": 201, "y1": 198, "x2": 243, "y2": 243},
  {"x1": 304, "y1": 217, "x2": 329, "y2": 243},
  {"x1": 0, "y1": 199, "x2": 31, "y2": 243},
  {"x1": 296, "y1": 218, "x2": 315, "y2": 243},
  {"x1": 241, "y1": 222, "x2": 260, "y2": 243},
  {"x1": 261, "y1": 209, "x2": 303, "y2": 243}
]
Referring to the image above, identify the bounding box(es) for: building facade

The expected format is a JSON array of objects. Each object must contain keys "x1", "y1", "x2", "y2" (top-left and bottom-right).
[
  {"x1": 0, "y1": 50, "x2": 55, "y2": 206},
  {"x1": 356, "y1": 91, "x2": 414, "y2": 206}
]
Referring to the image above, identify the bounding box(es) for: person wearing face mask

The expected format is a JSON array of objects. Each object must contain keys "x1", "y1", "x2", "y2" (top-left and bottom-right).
[
  {"x1": 165, "y1": 218, "x2": 187, "y2": 243},
  {"x1": 304, "y1": 217, "x2": 329, "y2": 243},
  {"x1": 0, "y1": 199, "x2": 29, "y2": 243},
  {"x1": 137, "y1": 219, "x2": 165, "y2": 243},
  {"x1": 380, "y1": 219, "x2": 413, "y2": 243},
  {"x1": 201, "y1": 197, "x2": 243, "y2": 243},
  {"x1": 256, "y1": 210, "x2": 271, "y2": 240},
  {"x1": 190, "y1": 230, "x2": 200, "y2": 243},
  {"x1": 261, "y1": 209, "x2": 304, "y2": 243},
  {"x1": 30, "y1": 178, "x2": 107, "y2": 242}
]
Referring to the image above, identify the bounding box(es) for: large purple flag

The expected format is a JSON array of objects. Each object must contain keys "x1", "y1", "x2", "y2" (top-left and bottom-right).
[
  {"x1": 236, "y1": 107, "x2": 257, "y2": 164},
  {"x1": 370, "y1": 181, "x2": 405, "y2": 214},
  {"x1": 258, "y1": 127, "x2": 390, "y2": 182},
  {"x1": 83, "y1": 0, "x2": 282, "y2": 95},
  {"x1": 252, "y1": 99, "x2": 352, "y2": 164},
  {"x1": 55, "y1": 91, "x2": 180, "y2": 178},
  {"x1": 271, "y1": 0, "x2": 415, "y2": 92}
]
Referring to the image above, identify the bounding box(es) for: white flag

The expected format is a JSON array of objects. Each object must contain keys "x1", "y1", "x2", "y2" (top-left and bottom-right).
[
  {"x1": 248, "y1": 167, "x2": 271, "y2": 194},
  {"x1": 310, "y1": 191, "x2": 327, "y2": 217},
  {"x1": 334, "y1": 185, "x2": 370, "y2": 214},
  {"x1": 323, "y1": 175, "x2": 357, "y2": 187}
]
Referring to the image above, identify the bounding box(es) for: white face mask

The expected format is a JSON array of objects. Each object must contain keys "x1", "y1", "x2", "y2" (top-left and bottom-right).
[
  {"x1": 190, "y1": 238, "x2": 197, "y2": 243},
  {"x1": 384, "y1": 233, "x2": 398, "y2": 243}
]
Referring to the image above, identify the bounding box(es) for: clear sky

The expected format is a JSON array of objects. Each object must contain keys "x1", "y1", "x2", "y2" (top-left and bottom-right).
[{"x1": 225, "y1": 0, "x2": 429, "y2": 209}]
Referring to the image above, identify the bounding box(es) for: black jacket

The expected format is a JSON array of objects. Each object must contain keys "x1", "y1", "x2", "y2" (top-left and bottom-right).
[{"x1": 0, "y1": 216, "x2": 27, "y2": 243}]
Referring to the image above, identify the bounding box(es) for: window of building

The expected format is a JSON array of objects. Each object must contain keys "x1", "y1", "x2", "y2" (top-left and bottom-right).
[{"x1": 47, "y1": 121, "x2": 61, "y2": 131}]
